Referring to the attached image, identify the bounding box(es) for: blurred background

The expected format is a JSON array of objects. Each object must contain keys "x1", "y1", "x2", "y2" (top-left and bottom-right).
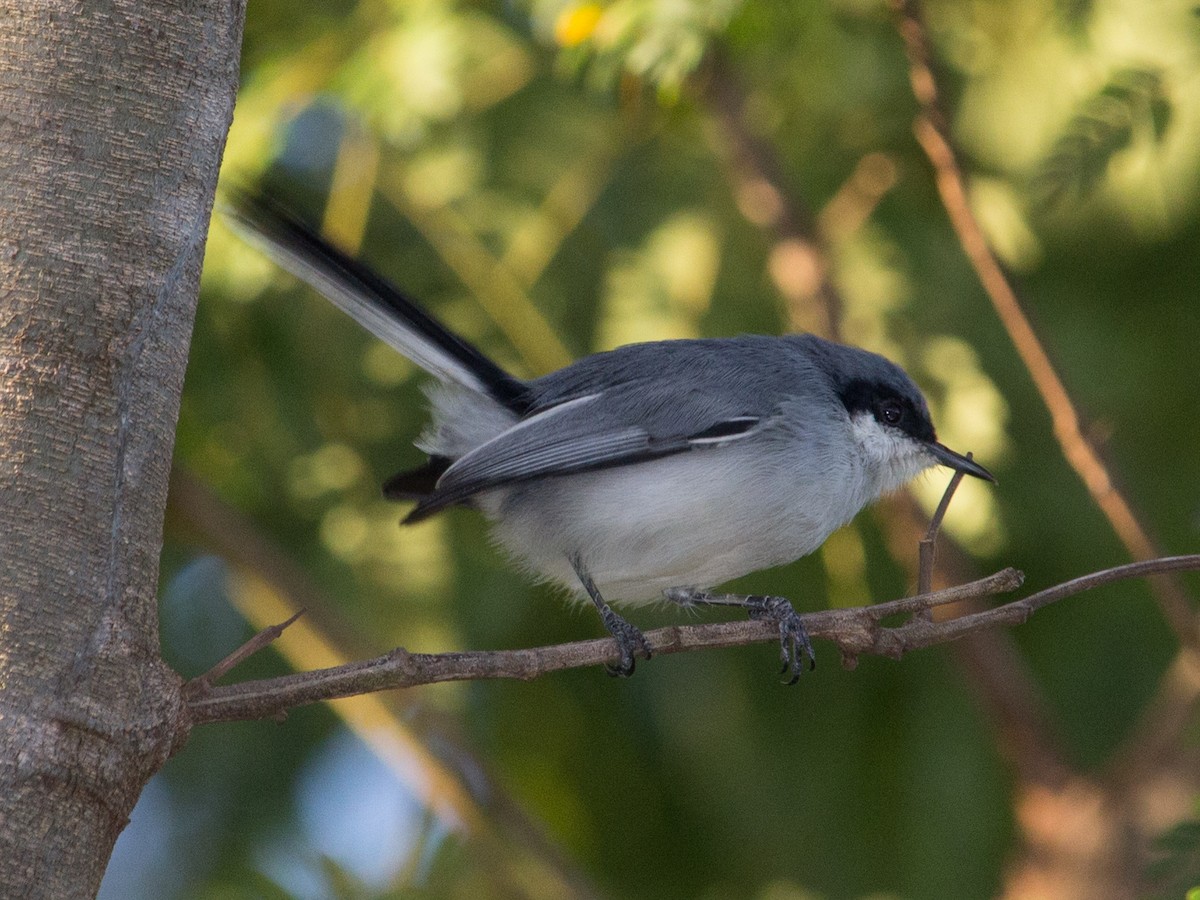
[{"x1": 101, "y1": 0, "x2": 1200, "y2": 897}]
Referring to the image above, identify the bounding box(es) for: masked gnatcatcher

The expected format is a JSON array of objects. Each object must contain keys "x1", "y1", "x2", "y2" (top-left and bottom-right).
[{"x1": 228, "y1": 191, "x2": 994, "y2": 680}]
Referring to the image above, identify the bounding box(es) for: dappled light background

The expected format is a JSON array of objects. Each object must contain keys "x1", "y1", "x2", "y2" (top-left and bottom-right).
[{"x1": 104, "y1": 0, "x2": 1200, "y2": 897}]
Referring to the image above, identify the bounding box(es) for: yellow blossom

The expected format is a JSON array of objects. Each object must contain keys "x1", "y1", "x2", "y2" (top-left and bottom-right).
[{"x1": 554, "y1": 3, "x2": 603, "y2": 48}]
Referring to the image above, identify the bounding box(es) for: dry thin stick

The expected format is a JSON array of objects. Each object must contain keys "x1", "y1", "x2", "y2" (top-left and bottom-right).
[
  {"x1": 887, "y1": 10, "x2": 1200, "y2": 890},
  {"x1": 702, "y1": 35, "x2": 1069, "y2": 787},
  {"x1": 703, "y1": 48, "x2": 844, "y2": 340},
  {"x1": 185, "y1": 608, "x2": 306, "y2": 695},
  {"x1": 917, "y1": 458, "x2": 971, "y2": 599},
  {"x1": 184, "y1": 557, "x2": 1200, "y2": 726},
  {"x1": 185, "y1": 569, "x2": 1020, "y2": 724},
  {"x1": 889, "y1": 0, "x2": 1197, "y2": 646}
]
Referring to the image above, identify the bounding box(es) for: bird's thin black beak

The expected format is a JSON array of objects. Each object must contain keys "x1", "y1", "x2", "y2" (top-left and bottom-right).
[{"x1": 927, "y1": 442, "x2": 996, "y2": 482}]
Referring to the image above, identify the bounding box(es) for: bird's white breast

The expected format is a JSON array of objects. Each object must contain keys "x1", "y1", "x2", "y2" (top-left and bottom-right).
[{"x1": 478, "y1": 422, "x2": 877, "y2": 604}]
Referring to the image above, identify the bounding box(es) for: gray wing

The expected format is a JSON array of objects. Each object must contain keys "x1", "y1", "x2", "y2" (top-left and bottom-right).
[{"x1": 405, "y1": 386, "x2": 767, "y2": 521}]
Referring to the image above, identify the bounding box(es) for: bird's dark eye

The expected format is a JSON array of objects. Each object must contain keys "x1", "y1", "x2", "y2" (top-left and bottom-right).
[{"x1": 879, "y1": 400, "x2": 903, "y2": 426}]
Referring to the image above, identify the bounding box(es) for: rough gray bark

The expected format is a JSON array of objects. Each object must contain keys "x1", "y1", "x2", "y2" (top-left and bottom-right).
[{"x1": 0, "y1": 0, "x2": 244, "y2": 896}]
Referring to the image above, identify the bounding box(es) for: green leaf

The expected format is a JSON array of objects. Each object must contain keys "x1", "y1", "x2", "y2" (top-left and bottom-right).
[
  {"x1": 1146, "y1": 818, "x2": 1200, "y2": 899},
  {"x1": 1032, "y1": 67, "x2": 1171, "y2": 208}
]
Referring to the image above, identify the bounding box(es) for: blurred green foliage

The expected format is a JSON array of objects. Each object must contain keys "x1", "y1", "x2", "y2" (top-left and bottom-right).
[
  {"x1": 1032, "y1": 67, "x2": 1171, "y2": 209},
  {"x1": 103, "y1": 0, "x2": 1200, "y2": 897},
  {"x1": 1147, "y1": 816, "x2": 1200, "y2": 899}
]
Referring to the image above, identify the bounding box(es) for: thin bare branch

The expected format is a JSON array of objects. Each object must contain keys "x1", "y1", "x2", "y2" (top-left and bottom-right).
[
  {"x1": 184, "y1": 558, "x2": 1200, "y2": 726},
  {"x1": 918, "y1": 459, "x2": 971, "y2": 600},
  {"x1": 184, "y1": 608, "x2": 305, "y2": 695},
  {"x1": 702, "y1": 48, "x2": 844, "y2": 340},
  {"x1": 700, "y1": 36, "x2": 1072, "y2": 791},
  {"x1": 888, "y1": 0, "x2": 1197, "y2": 647},
  {"x1": 186, "y1": 569, "x2": 1024, "y2": 725}
]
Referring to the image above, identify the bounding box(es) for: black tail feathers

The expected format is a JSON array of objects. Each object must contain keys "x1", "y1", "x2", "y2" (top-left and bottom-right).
[{"x1": 226, "y1": 188, "x2": 532, "y2": 414}]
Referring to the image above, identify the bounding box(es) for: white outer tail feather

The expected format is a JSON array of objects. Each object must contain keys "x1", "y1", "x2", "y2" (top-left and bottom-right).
[{"x1": 227, "y1": 212, "x2": 495, "y2": 397}]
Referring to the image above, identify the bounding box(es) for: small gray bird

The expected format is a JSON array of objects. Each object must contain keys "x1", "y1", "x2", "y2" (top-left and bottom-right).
[{"x1": 229, "y1": 191, "x2": 994, "y2": 680}]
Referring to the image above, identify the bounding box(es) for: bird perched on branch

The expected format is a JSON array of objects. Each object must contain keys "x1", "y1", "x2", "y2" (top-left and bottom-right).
[{"x1": 228, "y1": 190, "x2": 994, "y2": 681}]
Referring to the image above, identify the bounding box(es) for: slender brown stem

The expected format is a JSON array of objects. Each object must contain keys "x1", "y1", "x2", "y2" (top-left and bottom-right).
[
  {"x1": 888, "y1": 7, "x2": 1199, "y2": 892},
  {"x1": 184, "y1": 557, "x2": 1200, "y2": 727},
  {"x1": 918, "y1": 460, "x2": 971, "y2": 599},
  {"x1": 702, "y1": 48, "x2": 844, "y2": 340},
  {"x1": 889, "y1": 0, "x2": 1197, "y2": 647},
  {"x1": 185, "y1": 608, "x2": 305, "y2": 694},
  {"x1": 185, "y1": 569, "x2": 1020, "y2": 724}
]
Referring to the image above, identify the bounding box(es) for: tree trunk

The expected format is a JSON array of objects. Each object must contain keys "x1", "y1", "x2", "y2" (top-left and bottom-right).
[{"x1": 0, "y1": 0, "x2": 244, "y2": 895}]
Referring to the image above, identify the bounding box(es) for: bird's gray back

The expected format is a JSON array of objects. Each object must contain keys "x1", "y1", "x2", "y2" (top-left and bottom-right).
[{"x1": 527, "y1": 335, "x2": 838, "y2": 429}]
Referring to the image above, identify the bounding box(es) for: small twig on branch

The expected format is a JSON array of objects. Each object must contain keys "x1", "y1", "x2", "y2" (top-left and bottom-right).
[
  {"x1": 185, "y1": 569, "x2": 1019, "y2": 725},
  {"x1": 168, "y1": 470, "x2": 604, "y2": 898},
  {"x1": 184, "y1": 608, "x2": 306, "y2": 696},
  {"x1": 887, "y1": 0, "x2": 1198, "y2": 647},
  {"x1": 702, "y1": 26, "x2": 1072, "y2": 800},
  {"x1": 183, "y1": 556, "x2": 1200, "y2": 727},
  {"x1": 917, "y1": 460, "x2": 971, "y2": 601}
]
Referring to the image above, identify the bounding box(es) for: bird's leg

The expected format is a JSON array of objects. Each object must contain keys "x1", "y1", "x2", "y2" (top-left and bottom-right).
[
  {"x1": 571, "y1": 555, "x2": 652, "y2": 677},
  {"x1": 663, "y1": 587, "x2": 815, "y2": 684}
]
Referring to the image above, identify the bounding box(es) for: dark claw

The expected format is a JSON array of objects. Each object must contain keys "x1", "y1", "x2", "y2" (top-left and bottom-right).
[
  {"x1": 573, "y1": 556, "x2": 652, "y2": 678},
  {"x1": 748, "y1": 596, "x2": 814, "y2": 684},
  {"x1": 605, "y1": 659, "x2": 635, "y2": 678},
  {"x1": 600, "y1": 607, "x2": 652, "y2": 678}
]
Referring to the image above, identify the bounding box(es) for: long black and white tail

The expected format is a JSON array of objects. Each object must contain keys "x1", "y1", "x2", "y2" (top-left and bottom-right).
[{"x1": 224, "y1": 189, "x2": 531, "y2": 414}]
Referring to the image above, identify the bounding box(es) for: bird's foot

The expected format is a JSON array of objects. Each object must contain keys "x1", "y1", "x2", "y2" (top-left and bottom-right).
[
  {"x1": 571, "y1": 554, "x2": 651, "y2": 677},
  {"x1": 598, "y1": 606, "x2": 653, "y2": 678},
  {"x1": 663, "y1": 588, "x2": 814, "y2": 684},
  {"x1": 746, "y1": 596, "x2": 815, "y2": 685}
]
